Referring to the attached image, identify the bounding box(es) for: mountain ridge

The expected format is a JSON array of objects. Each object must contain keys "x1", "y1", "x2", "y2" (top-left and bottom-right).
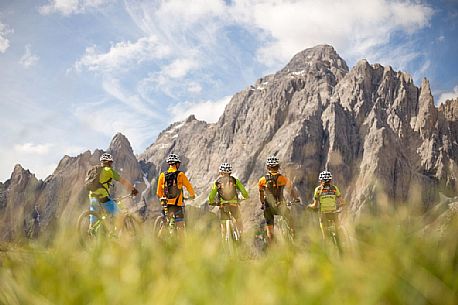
[{"x1": 1, "y1": 45, "x2": 457, "y2": 240}]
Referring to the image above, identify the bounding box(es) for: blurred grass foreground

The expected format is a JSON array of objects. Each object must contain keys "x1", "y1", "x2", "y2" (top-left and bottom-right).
[{"x1": 1, "y1": 206, "x2": 457, "y2": 305}]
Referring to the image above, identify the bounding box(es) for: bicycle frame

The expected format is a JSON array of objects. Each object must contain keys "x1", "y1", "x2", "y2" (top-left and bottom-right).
[
  {"x1": 78, "y1": 194, "x2": 138, "y2": 242},
  {"x1": 271, "y1": 201, "x2": 295, "y2": 243},
  {"x1": 320, "y1": 209, "x2": 343, "y2": 255},
  {"x1": 221, "y1": 204, "x2": 241, "y2": 243}
]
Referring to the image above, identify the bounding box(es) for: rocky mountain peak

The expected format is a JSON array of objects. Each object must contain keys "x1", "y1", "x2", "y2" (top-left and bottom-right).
[
  {"x1": 106, "y1": 133, "x2": 142, "y2": 182},
  {"x1": 10, "y1": 164, "x2": 37, "y2": 186},
  {"x1": 282, "y1": 44, "x2": 349, "y2": 75},
  {"x1": 415, "y1": 78, "x2": 437, "y2": 134},
  {"x1": 109, "y1": 132, "x2": 134, "y2": 155}
]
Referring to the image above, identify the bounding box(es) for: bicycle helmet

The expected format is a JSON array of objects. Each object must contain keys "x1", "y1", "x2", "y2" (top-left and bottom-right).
[
  {"x1": 266, "y1": 156, "x2": 280, "y2": 167},
  {"x1": 100, "y1": 153, "x2": 113, "y2": 162},
  {"x1": 319, "y1": 170, "x2": 332, "y2": 182},
  {"x1": 166, "y1": 153, "x2": 181, "y2": 164},
  {"x1": 219, "y1": 162, "x2": 232, "y2": 173}
]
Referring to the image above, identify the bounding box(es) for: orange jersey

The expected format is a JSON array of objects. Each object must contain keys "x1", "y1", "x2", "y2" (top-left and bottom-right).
[
  {"x1": 156, "y1": 167, "x2": 195, "y2": 206},
  {"x1": 258, "y1": 174, "x2": 292, "y2": 189}
]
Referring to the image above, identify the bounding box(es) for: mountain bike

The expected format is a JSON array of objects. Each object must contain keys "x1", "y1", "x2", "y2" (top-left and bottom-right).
[
  {"x1": 220, "y1": 203, "x2": 242, "y2": 255},
  {"x1": 77, "y1": 195, "x2": 140, "y2": 244},
  {"x1": 153, "y1": 197, "x2": 188, "y2": 239},
  {"x1": 320, "y1": 208, "x2": 344, "y2": 255},
  {"x1": 273, "y1": 201, "x2": 296, "y2": 244}
]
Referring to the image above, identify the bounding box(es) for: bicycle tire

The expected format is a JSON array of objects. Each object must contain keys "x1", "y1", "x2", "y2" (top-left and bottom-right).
[
  {"x1": 77, "y1": 210, "x2": 108, "y2": 243},
  {"x1": 120, "y1": 214, "x2": 141, "y2": 236},
  {"x1": 153, "y1": 215, "x2": 164, "y2": 237},
  {"x1": 327, "y1": 221, "x2": 343, "y2": 255},
  {"x1": 278, "y1": 217, "x2": 294, "y2": 243},
  {"x1": 224, "y1": 220, "x2": 237, "y2": 256}
]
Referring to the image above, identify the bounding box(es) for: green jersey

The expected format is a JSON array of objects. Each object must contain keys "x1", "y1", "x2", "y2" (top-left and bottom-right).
[
  {"x1": 89, "y1": 166, "x2": 120, "y2": 199},
  {"x1": 313, "y1": 184, "x2": 341, "y2": 213}
]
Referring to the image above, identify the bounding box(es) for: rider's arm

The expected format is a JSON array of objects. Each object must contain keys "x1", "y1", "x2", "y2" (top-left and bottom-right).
[
  {"x1": 119, "y1": 176, "x2": 136, "y2": 193},
  {"x1": 309, "y1": 186, "x2": 320, "y2": 209},
  {"x1": 156, "y1": 173, "x2": 165, "y2": 198},
  {"x1": 208, "y1": 182, "x2": 218, "y2": 204},
  {"x1": 258, "y1": 177, "x2": 266, "y2": 204},
  {"x1": 181, "y1": 173, "x2": 196, "y2": 198},
  {"x1": 335, "y1": 185, "x2": 343, "y2": 208},
  {"x1": 283, "y1": 176, "x2": 299, "y2": 201},
  {"x1": 236, "y1": 179, "x2": 249, "y2": 199}
]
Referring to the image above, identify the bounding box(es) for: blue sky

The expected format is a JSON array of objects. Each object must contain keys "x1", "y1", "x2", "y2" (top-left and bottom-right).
[{"x1": 0, "y1": 0, "x2": 457, "y2": 181}]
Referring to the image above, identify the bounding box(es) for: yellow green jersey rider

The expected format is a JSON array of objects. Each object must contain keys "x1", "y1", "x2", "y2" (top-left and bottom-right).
[
  {"x1": 208, "y1": 162, "x2": 249, "y2": 238},
  {"x1": 309, "y1": 170, "x2": 344, "y2": 248},
  {"x1": 88, "y1": 153, "x2": 138, "y2": 223}
]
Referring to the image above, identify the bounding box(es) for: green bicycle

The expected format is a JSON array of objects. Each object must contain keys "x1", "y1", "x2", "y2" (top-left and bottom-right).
[
  {"x1": 220, "y1": 203, "x2": 242, "y2": 255},
  {"x1": 77, "y1": 195, "x2": 141, "y2": 243}
]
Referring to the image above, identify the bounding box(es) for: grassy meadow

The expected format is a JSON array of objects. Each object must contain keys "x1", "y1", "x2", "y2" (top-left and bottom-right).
[{"x1": 0, "y1": 206, "x2": 457, "y2": 305}]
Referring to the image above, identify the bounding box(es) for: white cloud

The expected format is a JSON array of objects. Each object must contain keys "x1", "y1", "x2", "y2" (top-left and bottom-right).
[
  {"x1": 438, "y1": 86, "x2": 458, "y2": 105},
  {"x1": 39, "y1": 0, "x2": 111, "y2": 16},
  {"x1": 14, "y1": 143, "x2": 53, "y2": 155},
  {"x1": 74, "y1": 102, "x2": 158, "y2": 152},
  {"x1": 169, "y1": 95, "x2": 232, "y2": 123},
  {"x1": 187, "y1": 82, "x2": 202, "y2": 94},
  {"x1": 102, "y1": 78, "x2": 158, "y2": 118},
  {"x1": 0, "y1": 21, "x2": 12, "y2": 53},
  {"x1": 139, "y1": 56, "x2": 201, "y2": 97},
  {"x1": 230, "y1": 0, "x2": 433, "y2": 66},
  {"x1": 75, "y1": 36, "x2": 171, "y2": 73},
  {"x1": 19, "y1": 45, "x2": 40, "y2": 68},
  {"x1": 166, "y1": 58, "x2": 200, "y2": 79}
]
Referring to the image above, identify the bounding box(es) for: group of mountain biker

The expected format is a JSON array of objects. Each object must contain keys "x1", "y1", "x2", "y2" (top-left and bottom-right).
[{"x1": 86, "y1": 152, "x2": 344, "y2": 245}]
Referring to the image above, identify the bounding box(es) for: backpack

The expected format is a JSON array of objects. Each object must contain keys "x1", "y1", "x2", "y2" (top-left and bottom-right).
[
  {"x1": 164, "y1": 171, "x2": 181, "y2": 199},
  {"x1": 85, "y1": 165, "x2": 105, "y2": 192},
  {"x1": 265, "y1": 173, "x2": 284, "y2": 202},
  {"x1": 216, "y1": 176, "x2": 237, "y2": 201}
]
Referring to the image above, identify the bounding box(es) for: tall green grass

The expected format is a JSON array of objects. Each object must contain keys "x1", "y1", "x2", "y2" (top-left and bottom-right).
[{"x1": 1, "y1": 210, "x2": 457, "y2": 305}]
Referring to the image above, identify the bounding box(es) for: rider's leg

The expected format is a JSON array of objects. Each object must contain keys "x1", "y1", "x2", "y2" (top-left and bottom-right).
[
  {"x1": 264, "y1": 206, "x2": 275, "y2": 244},
  {"x1": 89, "y1": 197, "x2": 98, "y2": 226},
  {"x1": 174, "y1": 206, "x2": 186, "y2": 239},
  {"x1": 219, "y1": 206, "x2": 228, "y2": 239},
  {"x1": 319, "y1": 215, "x2": 327, "y2": 240},
  {"x1": 103, "y1": 198, "x2": 119, "y2": 230},
  {"x1": 232, "y1": 206, "x2": 243, "y2": 235}
]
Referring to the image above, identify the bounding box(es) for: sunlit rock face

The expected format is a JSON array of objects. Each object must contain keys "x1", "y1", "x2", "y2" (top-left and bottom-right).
[{"x1": 139, "y1": 45, "x2": 457, "y2": 216}]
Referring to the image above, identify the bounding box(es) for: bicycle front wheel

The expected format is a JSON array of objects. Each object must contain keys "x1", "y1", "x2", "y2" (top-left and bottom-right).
[
  {"x1": 77, "y1": 210, "x2": 108, "y2": 244},
  {"x1": 119, "y1": 214, "x2": 141, "y2": 236},
  {"x1": 153, "y1": 215, "x2": 164, "y2": 238}
]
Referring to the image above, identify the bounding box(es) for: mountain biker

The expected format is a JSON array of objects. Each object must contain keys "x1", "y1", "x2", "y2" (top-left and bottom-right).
[
  {"x1": 208, "y1": 162, "x2": 249, "y2": 239},
  {"x1": 258, "y1": 156, "x2": 300, "y2": 244},
  {"x1": 88, "y1": 153, "x2": 139, "y2": 223},
  {"x1": 156, "y1": 153, "x2": 196, "y2": 235},
  {"x1": 308, "y1": 170, "x2": 344, "y2": 249}
]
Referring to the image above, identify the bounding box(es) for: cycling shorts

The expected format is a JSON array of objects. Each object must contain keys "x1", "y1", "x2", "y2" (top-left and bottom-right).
[
  {"x1": 263, "y1": 202, "x2": 293, "y2": 226},
  {"x1": 90, "y1": 197, "x2": 119, "y2": 215},
  {"x1": 162, "y1": 205, "x2": 185, "y2": 222}
]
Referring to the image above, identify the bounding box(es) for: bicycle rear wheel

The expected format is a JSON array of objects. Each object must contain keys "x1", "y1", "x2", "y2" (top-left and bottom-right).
[
  {"x1": 77, "y1": 210, "x2": 108, "y2": 244},
  {"x1": 153, "y1": 215, "x2": 164, "y2": 238},
  {"x1": 277, "y1": 217, "x2": 294, "y2": 244},
  {"x1": 119, "y1": 214, "x2": 141, "y2": 237}
]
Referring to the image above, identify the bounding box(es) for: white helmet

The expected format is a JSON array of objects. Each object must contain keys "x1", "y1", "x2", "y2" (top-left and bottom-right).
[
  {"x1": 219, "y1": 163, "x2": 232, "y2": 173},
  {"x1": 319, "y1": 170, "x2": 332, "y2": 182},
  {"x1": 100, "y1": 153, "x2": 113, "y2": 162},
  {"x1": 266, "y1": 156, "x2": 280, "y2": 167},
  {"x1": 166, "y1": 153, "x2": 181, "y2": 164}
]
